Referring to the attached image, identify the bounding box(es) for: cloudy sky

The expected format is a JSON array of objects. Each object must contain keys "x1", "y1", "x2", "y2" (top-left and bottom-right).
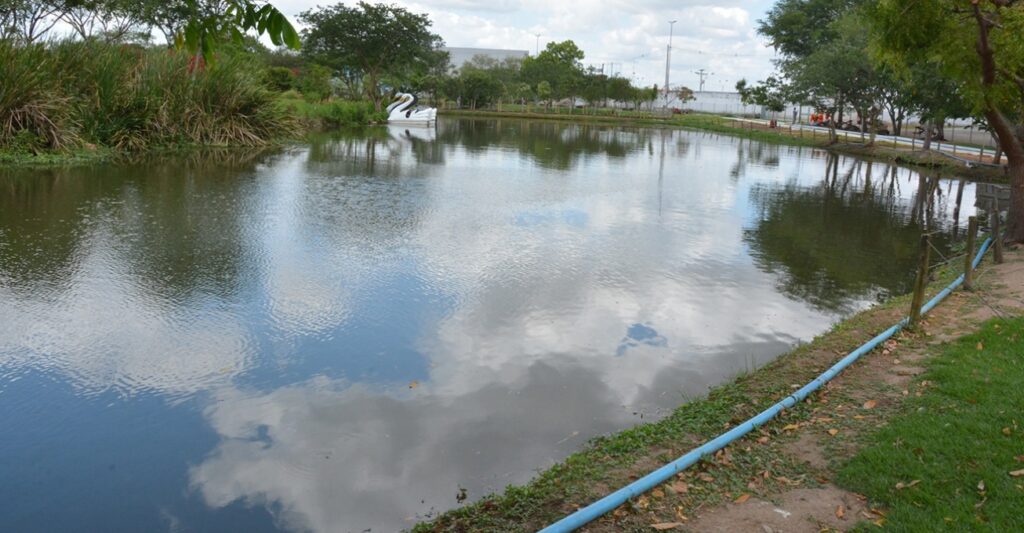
[{"x1": 278, "y1": 0, "x2": 780, "y2": 92}]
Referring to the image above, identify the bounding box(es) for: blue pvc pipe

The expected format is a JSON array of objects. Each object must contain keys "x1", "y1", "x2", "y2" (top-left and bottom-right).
[{"x1": 539, "y1": 237, "x2": 993, "y2": 533}]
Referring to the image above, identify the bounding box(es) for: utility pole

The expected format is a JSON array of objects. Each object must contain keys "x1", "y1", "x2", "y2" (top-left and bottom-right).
[
  {"x1": 694, "y1": 69, "x2": 711, "y2": 92},
  {"x1": 664, "y1": 20, "x2": 677, "y2": 99},
  {"x1": 626, "y1": 54, "x2": 643, "y2": 83}
]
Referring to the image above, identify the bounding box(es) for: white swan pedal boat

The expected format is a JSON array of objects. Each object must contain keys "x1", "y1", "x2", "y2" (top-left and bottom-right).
[{"x1": 386, "y1": 93, "x2": 437, "y2": 125}]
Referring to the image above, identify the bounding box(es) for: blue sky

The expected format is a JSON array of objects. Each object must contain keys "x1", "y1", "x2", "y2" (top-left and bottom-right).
[{"x1": 277, "y1": 0, "x2": 780, "y2": 91}]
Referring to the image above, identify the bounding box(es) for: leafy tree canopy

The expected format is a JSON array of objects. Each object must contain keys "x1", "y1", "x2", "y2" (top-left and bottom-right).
[{"x1": 299, "y1": 1, "x2": 443, "y2": 110}]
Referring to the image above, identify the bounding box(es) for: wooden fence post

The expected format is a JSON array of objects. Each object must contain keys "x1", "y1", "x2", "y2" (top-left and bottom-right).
[
  {"x1": 909, "y1": 233, "x2": 931, "y2": 327},
  {"x1": 964, "y1": 216, "x2": 978, "y2": 291},
  {"x1": 993, "y1": 201, "x2": 1004, "y2": 264}
]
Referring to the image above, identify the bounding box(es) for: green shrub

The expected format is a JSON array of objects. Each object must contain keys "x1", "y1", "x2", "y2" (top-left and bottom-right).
[
  {"x1": 280, "y1": 89, "x2": 303, "y2": 101},
  {"x1": 297, "y1": 64, "x2": 332, "y2": 103},
  {"x1": 265, "y1": 66, "x2": 296, "y2": 91},
  {"x1": 315, "y1": 100, "x2": 381, "y2": 127}
]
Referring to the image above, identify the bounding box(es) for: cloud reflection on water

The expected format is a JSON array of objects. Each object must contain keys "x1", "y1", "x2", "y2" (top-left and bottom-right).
[{"x1": 0, "y1": 119, "x2": 978, "y2": 532}]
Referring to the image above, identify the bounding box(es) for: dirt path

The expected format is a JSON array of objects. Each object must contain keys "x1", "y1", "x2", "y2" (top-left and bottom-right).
[{"x1": 581, "y1": 248, "x2": 1024, "y2": 532}]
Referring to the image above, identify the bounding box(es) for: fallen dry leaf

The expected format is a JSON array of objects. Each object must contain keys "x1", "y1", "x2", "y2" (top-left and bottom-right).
[
  {"x1": 670, "y1": 481, "x2": 689, "y2": 494},
  {"x1": 734, "y1": 493, "x2": 751, "y2": 504},
  {"x1": 782, "y1": 424, "x2": 800, "y2": 431},
  {"x1": 650, "y1": 522, "x2": 684, "y2": 530},
  {"x1": 863, "y1": 400, "x2": 878, "y2": 409},
  {"x1": 836, "y1": 505, "x2": 845, "y2": 519},
  {"x1": 977, "y1": 342, "x2": 984, "y2": 351},
  {"x1": 697, "y1": 473, "x2": 715, "y2": 482},
  {"x1": 1003, "y1": 427, "x2": 1013, "y2": 436},
  {"x1": 757, "y1": 436, "x2": 769, "y2": 444},
  {"x1": 1009, "y1": 469, "x2": 1024, "y2": 477},
  {"x1": 652, "y1": 488, "x2": 664, "y2": 499},
  {"x1": 978, "y1": 480, "x2": 986, "y2": 492},
  {"x1": 828, "y1": 428, "x2": 840, "y2": 436}
]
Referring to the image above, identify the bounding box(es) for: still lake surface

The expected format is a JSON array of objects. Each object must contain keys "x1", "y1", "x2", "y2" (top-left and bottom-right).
[{"x1": 0, "y1": 118, "x2": 980, "y2": 532}]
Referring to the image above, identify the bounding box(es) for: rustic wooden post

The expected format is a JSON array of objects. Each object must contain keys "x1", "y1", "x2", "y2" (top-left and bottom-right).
[
  {"x1": 992, "y1": 201, "x2": 1004, "y2": 264},
  {"x1": 964, "y1": 216, "x2": 978, "y2": 290},
  {"x1": 909, "y1": 234, "x2": 931, "y2": 327}
]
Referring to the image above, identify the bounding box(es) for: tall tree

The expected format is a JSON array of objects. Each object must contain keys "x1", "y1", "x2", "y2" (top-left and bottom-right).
[
  {"x1": 63, "y1": 0, "x2": 145, "y2": 42},
  {"x1": 521, "y1": 40, "x2": 584, "y2": 107},
  {"x1": 871, "y1": 0, "x2": 1024, "y2": 241},
  {"x1": 299, "y1": 2, "x2": 443, "y2": 111},
  {"x1": 2, "y1": 0, "x2": 70, "y2": 43},
  {"x1": 136, "y1": 0, "x2": 299, "y2": 62}
]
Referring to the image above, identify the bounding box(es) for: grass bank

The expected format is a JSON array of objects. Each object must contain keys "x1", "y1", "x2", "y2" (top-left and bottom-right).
[
  {"x1": 837, "y1": 316, "x2": 1024, "y2": 530},
  {"x1": 441, "y1": 109, "x2": 1008, "y2": 182},
  {"x1": 413, "y1": 249, "x2": 1005, "y2": 532}
]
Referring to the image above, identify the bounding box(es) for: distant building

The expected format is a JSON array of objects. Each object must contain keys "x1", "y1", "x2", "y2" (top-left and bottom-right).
[{"x1": 443, "y1": 47, "x2": 529, "y2": 72}]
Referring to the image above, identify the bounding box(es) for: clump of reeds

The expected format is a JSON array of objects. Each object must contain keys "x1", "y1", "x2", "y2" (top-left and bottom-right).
[
  {"x1": 1, "y1": 39, "x2": 295, "y2": 152},
  {"x1": 0, "y1": 41, "x2": 79, "y2": 150}
]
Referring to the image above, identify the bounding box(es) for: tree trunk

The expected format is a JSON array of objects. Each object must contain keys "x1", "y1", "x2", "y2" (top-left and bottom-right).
[
  {"x1": 1008, "y1": 161, "x2": 1024, "y2": 242},
  {"x1": 922, "y1": 119, "x2": 933, "y2": 151},
  {"x1": 868, "y1": 110, "x2": 877, "y2": 146}
]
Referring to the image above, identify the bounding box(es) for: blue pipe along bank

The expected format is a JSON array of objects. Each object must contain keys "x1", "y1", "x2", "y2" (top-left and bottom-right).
[{"x1": 539, "y1": 237, "x2": 994, "y2": 533}]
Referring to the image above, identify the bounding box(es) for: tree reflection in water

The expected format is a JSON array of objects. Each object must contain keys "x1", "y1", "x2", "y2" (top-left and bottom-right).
[{"x1": 744, "y1": 154, "x2": 959, "y2": 313}]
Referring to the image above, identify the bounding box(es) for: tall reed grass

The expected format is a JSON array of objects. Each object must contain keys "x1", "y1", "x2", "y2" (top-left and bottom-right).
[{"x1": 1, "y1": 40, "x2": 295, "y2": 152}]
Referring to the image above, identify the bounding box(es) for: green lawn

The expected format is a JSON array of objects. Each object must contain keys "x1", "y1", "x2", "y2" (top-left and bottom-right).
[{"x1": 838, "y1": 317, "x2": 1024, "y2": 531}]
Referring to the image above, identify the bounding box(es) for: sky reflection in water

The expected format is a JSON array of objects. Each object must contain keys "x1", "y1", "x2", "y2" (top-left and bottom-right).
[{"x1": 0, "y1": 118, "x2": 979, "y2": 532}]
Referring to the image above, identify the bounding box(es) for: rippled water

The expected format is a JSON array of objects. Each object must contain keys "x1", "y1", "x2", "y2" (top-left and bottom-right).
[{"x1": 0, "y1": 118, "x2": 983, "y2": 532}]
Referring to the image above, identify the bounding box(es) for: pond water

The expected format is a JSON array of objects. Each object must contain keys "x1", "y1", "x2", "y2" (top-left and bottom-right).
[{"x1": 0, "y1": 118, "x2": 982, "y2": 532}]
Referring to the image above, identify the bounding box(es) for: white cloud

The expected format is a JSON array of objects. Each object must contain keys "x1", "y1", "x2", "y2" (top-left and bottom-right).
[{"x1": 274, "y1": 0, "x2": 779, "y2": 91}]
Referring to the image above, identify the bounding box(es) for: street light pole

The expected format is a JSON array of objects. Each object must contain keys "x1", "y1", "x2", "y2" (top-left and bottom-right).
[
  {"x1": 664, "y1": 19, "x2": 677, "y2": 100},
  {"x1": 534, "y1": 33, "x2": 541, "y2": 55}
]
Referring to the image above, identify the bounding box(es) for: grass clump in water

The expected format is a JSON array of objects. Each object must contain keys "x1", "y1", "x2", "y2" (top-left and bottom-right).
[{"x1": 837, "y1": 316, "x2": 1024, "y2": 530}]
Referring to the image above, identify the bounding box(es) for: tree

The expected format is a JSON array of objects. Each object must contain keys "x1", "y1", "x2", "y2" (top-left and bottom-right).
[
  {"x1": 536, "y1": 80, "x2": 552, "y2": 110},
  {"x1": 62, "y1": 0, "x2": 145, "y2": 42},
  {"x1": 521, "y1": 40, "x2": 584, "y2": 108},
  {"x1": 675, "y1": 86, "x2": 695, "y2": 104},
  {"x1": 299, "y1": 2, "x2": 443, "y2": 111},
  {"x1": 871, "y1": 0, "x2": 1024, "y2": 241},
  {"x1": 607, "y1": 76, "x2": 633, "y2": 105},
  {"x1": 736, "y1": 76, "x2": 787, "y2": 114},
  {"x1": 2, "y1": 0, "x2": 70, "y2": 43},
  {"x1": 509, "y1": 82, "x2": 532, "y2": 106},
  {"x1": 457, "y1": 69, "x2": 503, "y2": 109},
  {"x1": 136, "y1": 0, "x2": 299, "y2": 63},
  {"x1": 580, "y1": 70, "x2": 608, "y2": 112},
  {"x1": 759, "y1": 0, "x2": 872, "y2": 142}
]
